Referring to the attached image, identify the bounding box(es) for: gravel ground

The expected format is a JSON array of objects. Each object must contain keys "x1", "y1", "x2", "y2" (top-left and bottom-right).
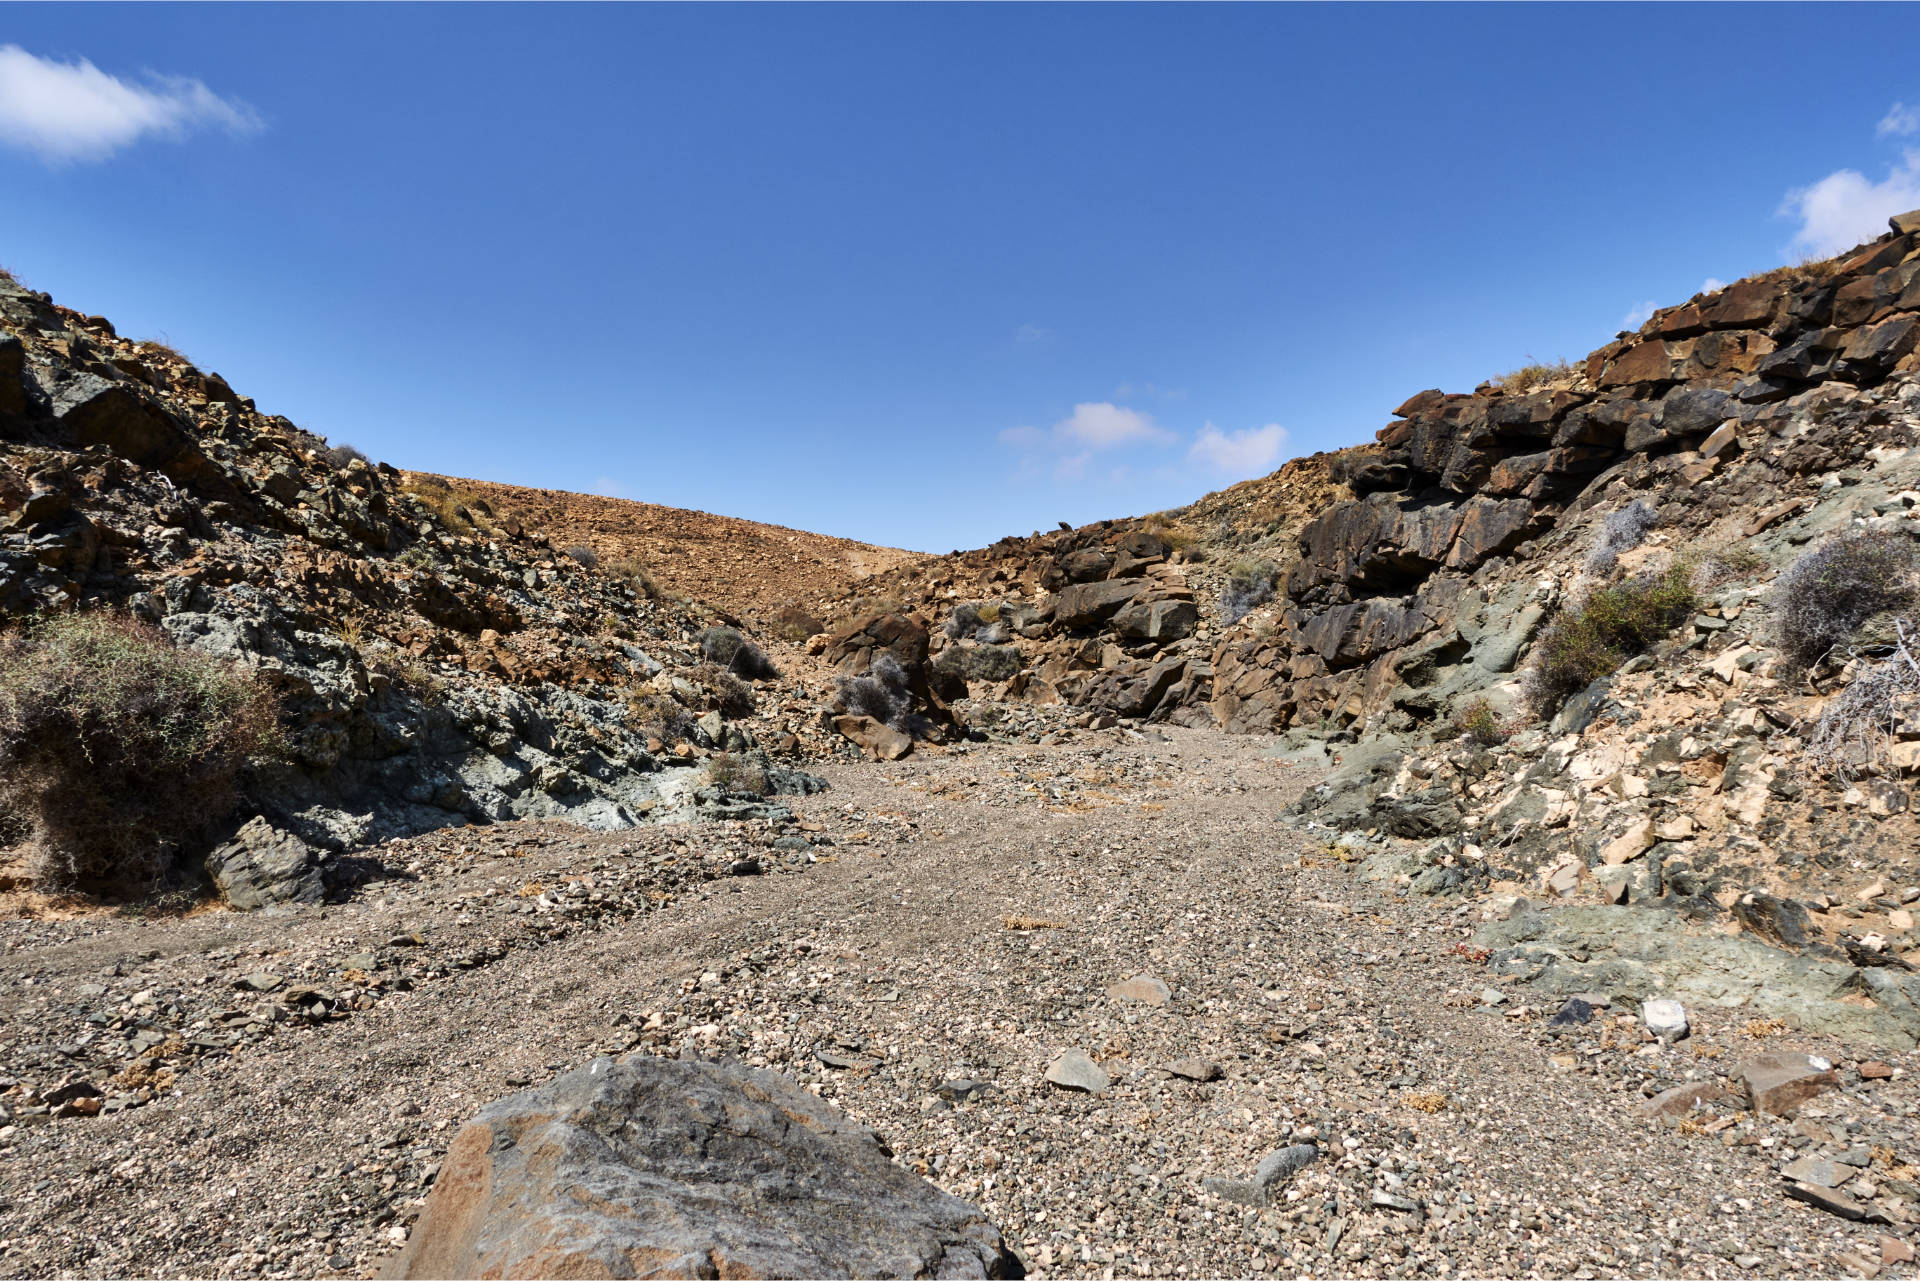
[{"x1": 2, "y1": 725, "x2": 1917, "y2": 1279}]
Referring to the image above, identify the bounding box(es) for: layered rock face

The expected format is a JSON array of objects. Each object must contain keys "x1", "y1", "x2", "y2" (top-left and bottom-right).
[
  {"x1": 0, "y1": 275, "x2": 815, "y2": 871},
  {"x1": 384, "y1": 1056, "x2": 1021, "y2": 1280},
  {"x1": 1213, "y1": 212, "x2": 1920, "y2": 736}
]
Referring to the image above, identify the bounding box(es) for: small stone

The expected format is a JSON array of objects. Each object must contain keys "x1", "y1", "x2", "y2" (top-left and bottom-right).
[
  {"x1": 1635, "y1": 1080, "x2": 1726, "y2": 1120},
  {"x1": 1547, "y1": 997, "x2": 1594, "y2": 1030},
  {"x1": 934, "y1": 1079, "x2": 995, "y2": 1101},
  {"x1": 1106, "y1": 973, "x2": 1171, "y2": 1006},
  {"x1": 728, "y1": 859, "x2": 763, "y2": 877},
  {"x1": 1862, "y1": 1061, "x2": 1896, "y2": 1080},
  {"x1": 815, "y1": 1050, "x2": 878, "y2": 1071},
  {"x1": 339, "y1": 953, "x2": 378, "y2": 972},
  {"x1": 1641, "y1": 998, "x2": 1689, "y2": 1041},
  {"x1": 1043, "y1": 1049, "x2": 1109, "y2": 1094},
  {"x1": 1200, "y1": 1177, "x2": 1266, "y2": 1207},
  {"x1": 1165, "y1": 1058, "x2": 1220, "y2": 1082},
  {"x1": 235, "y1": 971, "x2": 283, "y2": 993},
  {"x1": 1879, "y1": 1235, "x2": 1914, "y2": 1267},
  {"x1": 1785, "y1": 1181, "x2": 1891, "y2": 1224},
  {"x1": 1370, "y1": 1191, "x2": 1421, "y2": 1214},
  {"x1": 1254, "y1": 1144, "x2": 1317, "y2": 1189},
  {"x1": 1479, "y1": 987, "x2": 1508, "y2": 1007}
]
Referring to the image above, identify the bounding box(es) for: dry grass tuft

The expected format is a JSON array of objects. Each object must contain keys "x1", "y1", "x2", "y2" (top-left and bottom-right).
[{"x1": 1002, "y1": 914, "x2": 1069, "y2": 931}]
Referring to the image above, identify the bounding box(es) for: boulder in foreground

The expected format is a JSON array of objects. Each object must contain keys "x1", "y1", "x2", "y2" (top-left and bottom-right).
[{"x1": 382, "y1": 1055, "x2": 1022, "y2": 1280}]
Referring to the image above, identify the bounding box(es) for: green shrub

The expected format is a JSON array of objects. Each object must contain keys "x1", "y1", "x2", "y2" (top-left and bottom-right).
[
  {"x1": 1773, "y1": 531, "x2": 1919, "y2": 672},
  {"x1": 1451, "y1": 697, "x2": 1509, "y2": 747},
  {"x1": 1525, "y1": 566, "x2": 1697, "y2": 716},
  {"x1": 0, "y1": 614, "x2": 282, "y2": 895}
]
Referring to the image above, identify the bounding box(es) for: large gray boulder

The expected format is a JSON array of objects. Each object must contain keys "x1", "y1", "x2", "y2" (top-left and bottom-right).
[
  {"x1": 382, "y1": 1055, "x2": 1022, "y2": 1280},
  {"x1": 204, "y1": 816, "x2": 326, "y2": 909}
]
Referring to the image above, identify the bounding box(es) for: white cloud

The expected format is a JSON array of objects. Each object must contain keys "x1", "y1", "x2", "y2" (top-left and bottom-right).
[
  {"x1": 1880, "y1": 102, "x2": 1920, "y2": 138},
  {"x1": 1188, "y1": 422, "x2": 1289, "y2": 478},
  {"x1": 1012, "y1": 323, "x2": 1056, "y2": 345},
  {"x1": 1701, "y1": 277, "x2": 1727, "y2": 294},
  {"x1": 0, "y1": 44, "x2": 260, "y2": 163},
  {"x1": 1622, "y1": 300, "x2": 1659, "y2": 329},
  {"x1": 1053, "y1": 402, "x2": 1170, "y2": 449},
  {"x1": 1781, "y1": 148, "x2": 1920, "y2": 258}
]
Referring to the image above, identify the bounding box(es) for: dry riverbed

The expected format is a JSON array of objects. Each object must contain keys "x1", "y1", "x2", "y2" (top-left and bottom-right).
[{"x1": 1, "y1": 725, "x2": 1916, "y2": 1279}]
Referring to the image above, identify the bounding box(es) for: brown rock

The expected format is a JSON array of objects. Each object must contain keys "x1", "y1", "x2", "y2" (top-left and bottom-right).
[
  {"x1": 1739, "y1": 1051, "x2": 1839, "y2": 1117},
  {"x1": 1861, "y1": 1060, "x2": 1895, "y2": 1080},
  {"x1": 1634, "y1": 1080, "x2": 1726, "y2": 1120},
  {"x1": 833, "y1": 714, "x2": 912, "y2": 761},
  {"x1": 382, "y1": 1056, "x2": 1019, "y2": 1280},
  {"x1": 1107, "y1": 972, "x2": 1172, "y2": 1006}
]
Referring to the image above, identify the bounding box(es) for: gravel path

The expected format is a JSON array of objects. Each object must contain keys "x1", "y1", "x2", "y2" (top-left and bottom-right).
[{"x1": 2, "y1": 726, "x2": 1916, "y2": 1279}]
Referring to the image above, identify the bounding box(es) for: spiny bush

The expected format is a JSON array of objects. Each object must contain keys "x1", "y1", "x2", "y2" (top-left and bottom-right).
[
  {"x1": 834, "y1": 653, "x2": 914, "y2": 730},
  {"x1": 1525, "y1": 565, "x2": 1697, "y2": 716},
  {"x1": 1773, "y1": 531, "x2": 1920, "y2": 672},
  {"x1": 0, "y1": 614, "x2": 282, "y2": 895},
  {"x1": 689, "y1": 662, "x2": 755, "y2": 718},
  {"x1": 1451, "y1": 697, "x2": 1510, "y2": 747},
  {"x1": 1219, "y1": 558, "x2": 1281, "y2": 624},
  {"x1": 325, "y1": 443, "x2": 369, "y2": 469},
  {"x1": 1692, "y1": 542, "x2": 1769, "y2": 590},
  {"x1": 698, "y1": 626, "x2": 779, "y2": 680},
  {"x1": 1584, "y1": 500, "x2": 1658, "y2": 576},
  {"x1": 563, "y1": 544, "x2": 599, "y2": 570}
]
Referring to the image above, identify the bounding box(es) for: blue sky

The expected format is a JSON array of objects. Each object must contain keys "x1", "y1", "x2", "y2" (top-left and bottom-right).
[{"x1": 4, "y1": 5, "x2": 1920, "y2": 552}]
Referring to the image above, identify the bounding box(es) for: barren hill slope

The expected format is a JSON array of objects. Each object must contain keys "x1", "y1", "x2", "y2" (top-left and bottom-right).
[{"x1": 410, "y1": 474, "x2": 925, "y2": 620}]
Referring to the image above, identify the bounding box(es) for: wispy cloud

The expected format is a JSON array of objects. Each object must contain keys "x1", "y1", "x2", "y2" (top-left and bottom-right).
[
  {"x1": 1188, "y1": 422, "x2": 1289, "y2": 478},
  {"x1": 1012, "y1": 323, "x2": 1056, "y2": 345},
  {"x1": 0, "y1": 44, "x2": 261, "y2": 164},
  {"x1": 1782, "y1": 149, "x2": 1920, "y2": 258},
  {"x1": 1053, "y1": 402, "x2": 1171, "y2": 449},
  {"x1": 1701, "y1": 277, "x2": 1727, "y2": 295},
  {"x1": 1879, "y1": 102, "x2": 1920, "y2": 138},
  {"x1": 1622, "y1": 300, "x2": 1659, "y2": 330}
]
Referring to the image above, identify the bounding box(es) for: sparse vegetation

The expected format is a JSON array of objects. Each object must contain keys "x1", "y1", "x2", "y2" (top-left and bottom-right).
[
  {"x1": 366, "y1": 646, "x2": 446, "y2": 703},
  {"x1": 1692, "y1": 542, "x2": 1769, "y2": 590},
  {"x1": 1218, "y1": 558, "x2": 1281, "y2": 624},
  {"x1": 1142, "y1": 513, "x2": 1201, "y2": 553},
  {"x1": 135, "y1": 337, "x2": 194, "y2": 369},
  {"x1": 933, "y1": 642, "x2": 1021, "y2": 683},
  {"x1": 325, "y1": 443, "x2": 370, "y2": 469},
  {"x1": 834, "y1": 653, "x2": 914, "y2": 730},
  {"x1": 706, "y1": 751, "x2": 771, "y2": 795},
  {"x1": 402, "y1": 474, "x2": 495, "y2": 537},
  {"x1": 0, "y1": 613, "x2": 282, "y2": 896},
  {"x1": 1806, "y1": 621, "x2": 1920, "y2": 780},
  {"x1": 689, "y1": 662, "x2": 755, "y2": 718},
  {"x1": 628, "y1": 692, "x2": 697, "y2": 746},
  {"x1": 1525, "y1": 565, "x2": 1698, "y2": 716},
  {"x1": 1451, "y1": 697, "x2": 1510, "y2": 747},
  {"x1": 1773, "y1": 530, "x2": 1920, "y2": 672},
  {"x1": 944, "y1": 601, "x2": 1011, "y2": 643},
  {"x1": 1584, "y1": 500, "x2": 1658, "y2": 576},
  {"x1": 1496, "y1": 359, "x2": 1575, "y2": 393},
  {"x1": 698, "y1": 626, "x2": 779, "y2": 680},
  {"x1": 563, "y1": 544, "x2": 599, "y2": 570},
  {"x1": 769, "y1": 605, "x2": 825, "y2": 642},
  {"x1": 603, "y1": 555, "x2": 659, "y2": 600}
]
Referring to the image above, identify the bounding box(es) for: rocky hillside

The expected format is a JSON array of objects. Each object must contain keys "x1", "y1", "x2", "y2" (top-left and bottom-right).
[
  {"x1": 407, "y1": 473, "x2": 924, "y2": 621},
  {"x1": 0, "y1": 273, "x2": 839, "y2": 904}
]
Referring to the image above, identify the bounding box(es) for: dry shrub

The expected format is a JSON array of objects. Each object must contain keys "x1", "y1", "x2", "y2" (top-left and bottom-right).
[
  {"x1": 707, "y1": 751, "x2": 771, "y2": 796},
  {"x1": 689, "y1": 663, "x2": 755, "y2": 718},
  {"x1": 1806, "y1": 623, "x2": 1920, "y2": 780},
  {"x1": 629, "y1": 692, "x2": 696, "y2": 745},
  {"x1": 604, "y1": 556, "x2": 659, "y2": 600},
  {"x1": 1584, "y1": 500, "x2": 1658, "y2": 576},
  {"x1": 1773, "y1": 530, "x2": 1920, "y2": 672},
  {"x1": 0, "y1": 614, "x2": 281, "y2": 895},
  {"x1": 1219, "y1": 559, "x2": 1280, "y2": 623},
  {"x1": 834, "y1": 653, "x2": 914, "y2": 729},
  {"x1": 944, "y1": 601, "x2": 1010, "y2": 642},
  {"x1": 769, "y1": 605, "x2": 825, "y2": 643},
  {"x1": 563, "y1": 544, "x2": 599, "y2": 569},
  {"x1": 933, "y1": 642, "x2": 1021, "y2": 683},
  {"x1": 1497, "y1": 359, "x2": 1575, "y2": 392},
  {"x1": 698, "y1": 626, "x2": 779, "y2": 680},
  {"x1": 325, "y1": 443, "x2": 369, "y2": 469},
  {"x1": 1525, "y1": 565, "x2": 1697, "y2": 716},
  {"x1": 1692, "y1": 542, "x2": 1768, "y2": 590}
]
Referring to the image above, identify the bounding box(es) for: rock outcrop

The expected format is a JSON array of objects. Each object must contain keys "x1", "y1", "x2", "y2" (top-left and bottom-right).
[
  {"x1": 0, "y1": 274, "x2": 824, "y2": 867},
  {"x1": 383, "y1": 1055, "x2": 1021, "y2": 1280}
]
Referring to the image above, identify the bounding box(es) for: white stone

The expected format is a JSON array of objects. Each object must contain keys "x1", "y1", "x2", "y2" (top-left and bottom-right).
[{"x1": 1642, "y1": 998, "x2": 1689, "y2": 1040}]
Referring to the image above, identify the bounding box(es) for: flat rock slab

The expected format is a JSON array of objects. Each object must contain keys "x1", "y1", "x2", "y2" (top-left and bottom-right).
[
  {"x1": 1740, "y1": 1051, "x2": 1839, "y2": 1117},
  {"x1": 1635, "y1": 1080, "x2": 1726, "y2": 1121},
  {"x1": 381, "y1": 1055, "x2": 1020, "y2": 1279},
  {"x1": 1785, "y1": 1180, "x2": 1892, "y2": 1224},
  {"x1": 1107, "y1": 973, "x2": 1172, "y2": 1006},
  {"x1": 1044, "y1": 1049, "x2": 1109, "y2": 1094},
  {"x1": 1165, "y1": 1057, "x2": 1220, "y2": 1082}
]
